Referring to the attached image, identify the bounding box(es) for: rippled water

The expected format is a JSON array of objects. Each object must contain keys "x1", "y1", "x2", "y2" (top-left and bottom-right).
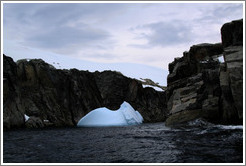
[{"x1": 3, "y1": 120, "x2": 243, "y2": 163}]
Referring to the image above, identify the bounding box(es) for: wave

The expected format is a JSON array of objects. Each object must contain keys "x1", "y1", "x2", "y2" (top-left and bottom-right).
[
  {"x1": 216, "y1": 125, "x2": 243, "y2": 130},
  {"x1": 186, "y1": 119, "x2": 243, "y2": 130}
]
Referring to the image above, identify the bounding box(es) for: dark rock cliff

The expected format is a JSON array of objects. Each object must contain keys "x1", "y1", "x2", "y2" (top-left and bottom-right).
[
  {"x1": 165, "y1": 19, "x2": 243, "y2": 126},
  {"x1": 3, "y1": 56, "x2": 167, "y2": 129},
  {"x1": 3, "y1": 56, "x2": 25, "y2": 129},
  {"x1": 220, "y1": 19, "x2": 243, "y2": 123}
]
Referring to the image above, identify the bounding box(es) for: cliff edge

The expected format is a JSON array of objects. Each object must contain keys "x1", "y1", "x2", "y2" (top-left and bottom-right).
[{"x1": 165, "y1": 19, "x2": 243, "y2": 126}]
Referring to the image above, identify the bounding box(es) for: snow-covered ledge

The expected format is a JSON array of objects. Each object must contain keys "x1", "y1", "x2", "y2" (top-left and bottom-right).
[{"x1": 77, "y1": 102, "x2": 143, "y2": 127}]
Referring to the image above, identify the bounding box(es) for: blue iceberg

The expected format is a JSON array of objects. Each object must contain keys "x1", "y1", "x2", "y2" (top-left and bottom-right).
[{"x1": 77, "y1": 102, "x2": 143, "y2": 127}]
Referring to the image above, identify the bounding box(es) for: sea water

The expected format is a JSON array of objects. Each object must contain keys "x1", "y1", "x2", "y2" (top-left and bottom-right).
[{"x1": 3, "y1": 120, "x2": 243, "y2": 163}]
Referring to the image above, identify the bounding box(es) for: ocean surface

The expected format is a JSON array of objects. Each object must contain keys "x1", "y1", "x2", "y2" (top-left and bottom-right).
[{"x1": 3, "y1": 119, "x2": 243, "y2": 163}]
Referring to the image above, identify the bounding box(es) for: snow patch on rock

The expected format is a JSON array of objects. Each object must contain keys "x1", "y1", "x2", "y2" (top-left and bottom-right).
[{"x1": 24, "y1": 114, "x2": 30, "y2": 122}]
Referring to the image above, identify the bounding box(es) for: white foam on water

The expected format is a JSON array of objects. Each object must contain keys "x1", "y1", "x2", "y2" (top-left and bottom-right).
[{"x1": 216, "y1": 125, "x2": 243, "y2": 130}]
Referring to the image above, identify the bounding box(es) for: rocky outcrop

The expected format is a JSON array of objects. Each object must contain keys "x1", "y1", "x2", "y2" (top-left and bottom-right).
[
  {"x1": 165, "y1": 44, "x2": 222, "y2": 126},
  {"x1": 220, "y1": 19, "x2": 243, "y2": 123},
  {"x1": 165, "y1": 19, "x2": 243, "y2": 126},
  {"x1": 167, "y1": 43, "x2": 223, "y2": 85},
  {"x1": 3, "y1": 55, "x2": 168, "y2": 129},
  {"x1": 221, "y1": 19, "x2": 243, "y2": 47},
  {"x1": 3, "y1": 56, "x2": 25, "y2": 129},
  {"x1": 25, "y1": 116, "x2": 45, "y2": 128}
]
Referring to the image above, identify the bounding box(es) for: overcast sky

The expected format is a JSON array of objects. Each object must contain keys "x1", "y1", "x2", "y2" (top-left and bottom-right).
[{"x1": 3, "y1": 2, "x2": 243, "y2": 70}]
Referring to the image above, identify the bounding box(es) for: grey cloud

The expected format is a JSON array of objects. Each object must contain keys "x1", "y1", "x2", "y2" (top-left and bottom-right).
[
  {"x1": 26, "y1": 26, "x2": 110, "y2": 49},
  {"x1": 132, "y1": 21, "x2": 193, "y2": 47},
  {"x1": 4, "y1": 3, "x2": 129, "y2": 27},
  {"x1": 3, "y1": 3, "x2": 128, "y2": 50},
  {"x1": 195, "y1": 3, "x2": 243, "y2": 24},
  {"x1": 212, "y1": 4, "x2": 243, "y2": 18}
]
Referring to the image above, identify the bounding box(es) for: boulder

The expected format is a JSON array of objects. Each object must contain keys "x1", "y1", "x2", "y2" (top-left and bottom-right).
[
  {"x1": 25, "y1": 116, "x2": 45, "y2": 128},
  {"x1": 165, "y1": 109, "x2": 203, "y2": 127},
  {"x1": 221, "y1": 19, "x2": 243, "y2": 47}
]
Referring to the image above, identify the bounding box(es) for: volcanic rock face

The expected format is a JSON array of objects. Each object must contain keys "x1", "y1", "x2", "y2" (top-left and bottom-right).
[
  {"x1": 165, "y1": 19, "x2": 243, "y2": 126},
  {"x1": 3, "y1": 56, "x2": 167, "y2": 129}
]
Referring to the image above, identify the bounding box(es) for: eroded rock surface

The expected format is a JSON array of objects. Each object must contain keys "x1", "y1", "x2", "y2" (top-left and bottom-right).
[{"x1": 165, "y1": 19, "x2": 243, "y2": 126}]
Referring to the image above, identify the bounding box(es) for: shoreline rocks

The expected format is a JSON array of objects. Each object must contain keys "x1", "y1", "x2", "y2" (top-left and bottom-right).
[{"x1": 165, "y1": 19, "x2": 243, "y2": 126}]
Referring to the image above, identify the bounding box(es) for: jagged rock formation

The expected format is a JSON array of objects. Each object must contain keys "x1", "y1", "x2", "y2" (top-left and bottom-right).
[
  {"x1": 165, "y1": 19, "x2": 243, "y2": 126},
  {"x1": 3, "y1": 56, "x2": 167, "y2": 129}
]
